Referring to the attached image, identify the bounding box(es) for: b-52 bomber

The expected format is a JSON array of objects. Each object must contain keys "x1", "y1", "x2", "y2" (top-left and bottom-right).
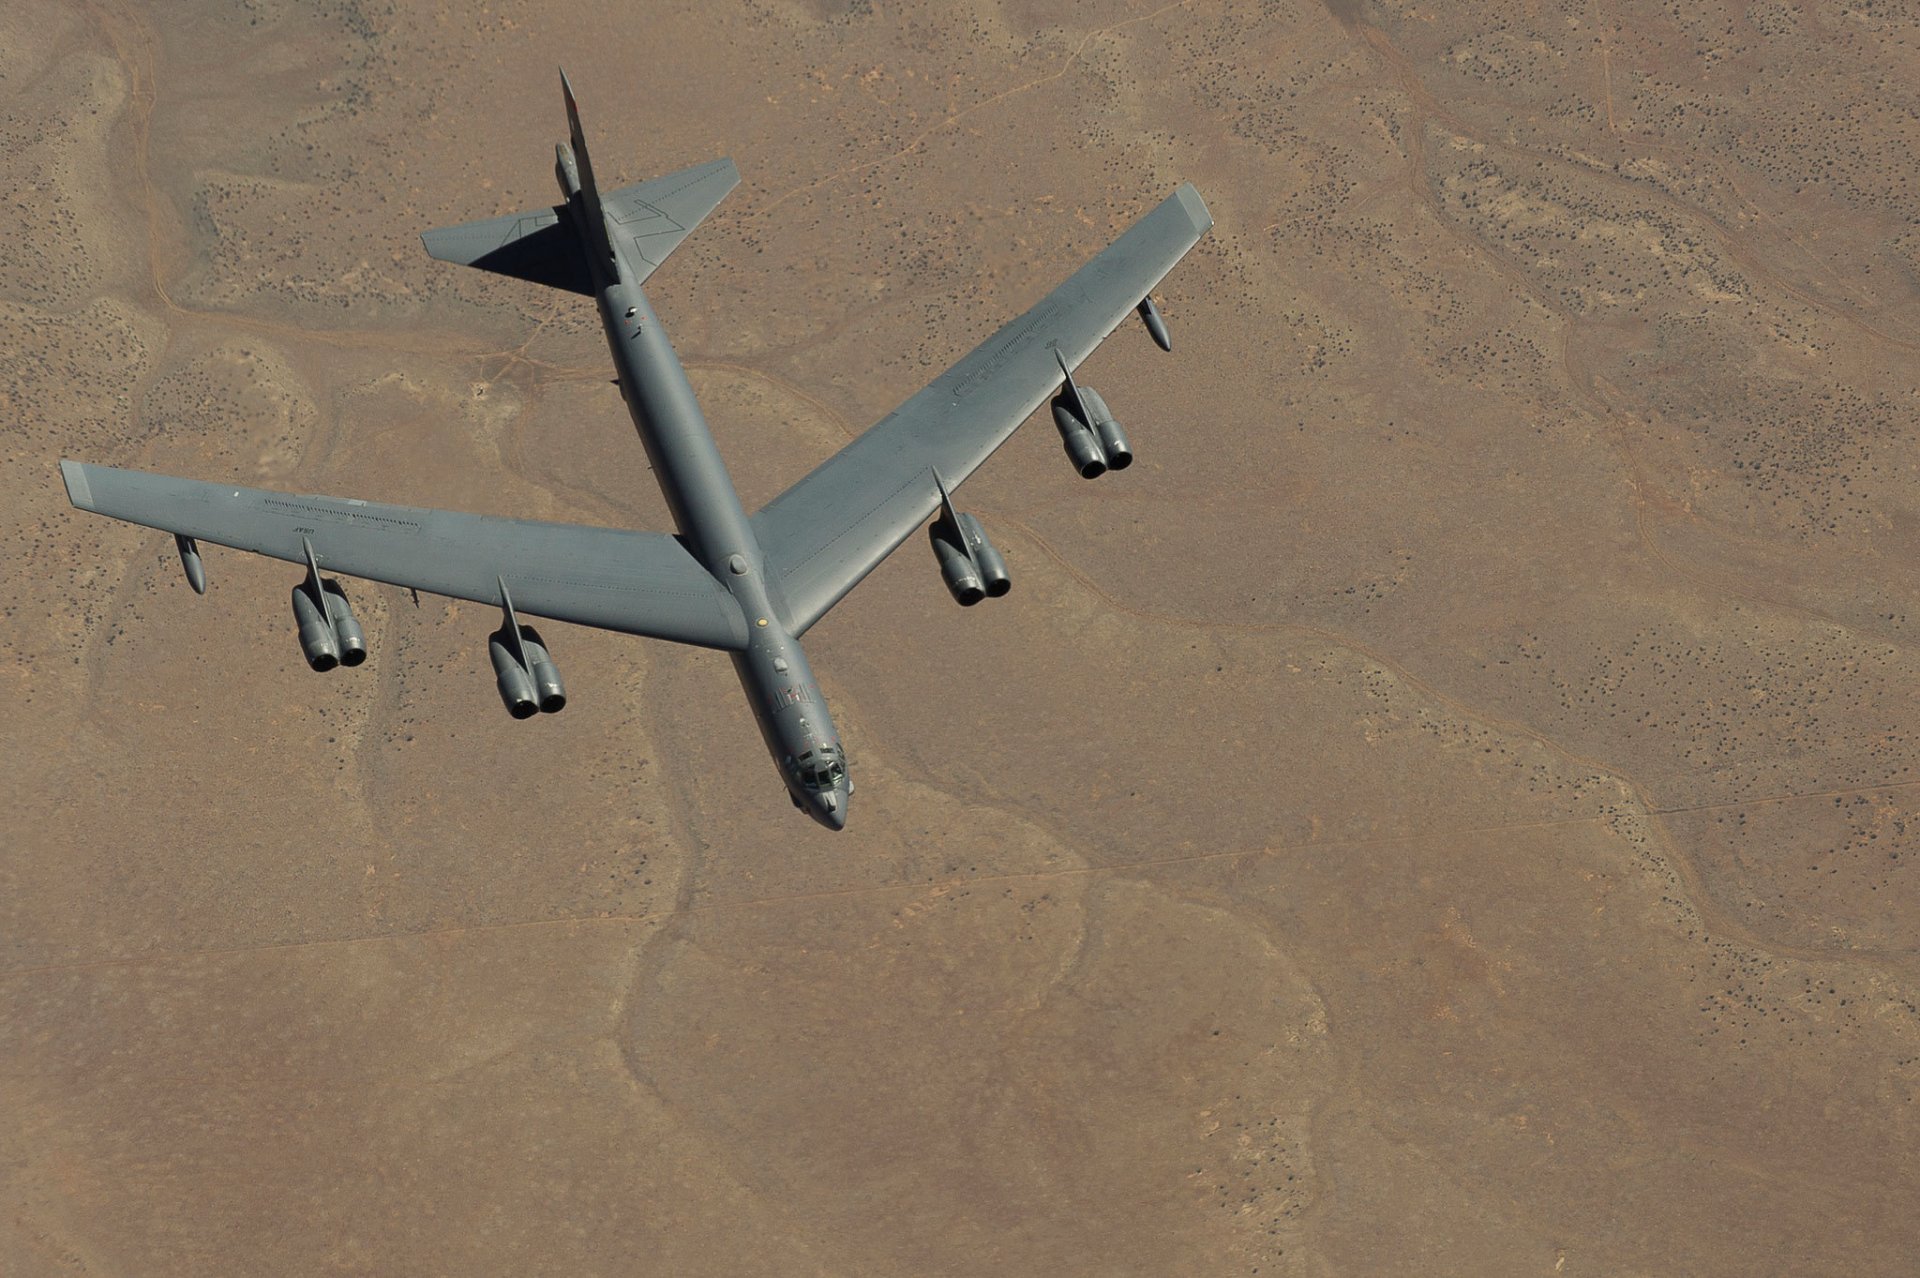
[{"x1": 62, "y1": 73, "x2": 1212, "y2": 828}]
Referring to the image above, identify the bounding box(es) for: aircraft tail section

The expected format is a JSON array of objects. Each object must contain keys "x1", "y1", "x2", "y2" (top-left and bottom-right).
[
  {"x1": 419, "y1": 72, "x2": 740, "y2": 294},
  {"x1": 420, "y1": 207, "x2": 595, "y2": 295},
  {"x1": 599, "y1": 158, "x2": 740, "y2": 284},
  {"x1": 557, "y1": 68, "x2": 740, "y2": 284},
  {"x1": 560, "y1": 69, "x2": 614, "y2": 263}
]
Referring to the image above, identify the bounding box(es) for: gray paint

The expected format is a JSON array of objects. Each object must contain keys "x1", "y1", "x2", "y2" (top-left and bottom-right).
[
  {"x1": 751, "y1": 184, "x2": 1211, "y2": 635},
  {"x1": 59, "y1": 72, "x2": 1212, "y2": 829},
  {"x1": 60, "y1": 462, "x2": 752, "y2": 650},
  {"x1": 174, "y1": 534, "x2": 206, "y2": 594}
]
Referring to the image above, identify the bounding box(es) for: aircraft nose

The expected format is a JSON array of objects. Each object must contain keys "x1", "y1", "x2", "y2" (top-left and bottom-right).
[{"x1": 813, "y1": 789, "x2": 849, "y2": 830}]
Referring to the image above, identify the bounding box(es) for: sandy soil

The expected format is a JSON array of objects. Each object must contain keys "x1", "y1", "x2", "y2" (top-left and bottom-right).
[{"x1": 5, "y1": 1, "x2": 1919, "y2": 1273}]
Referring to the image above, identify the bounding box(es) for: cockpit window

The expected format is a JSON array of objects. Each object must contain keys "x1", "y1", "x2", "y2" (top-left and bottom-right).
[{"x1": 790, "y1": 744, "x2": 846, "y2": 791}]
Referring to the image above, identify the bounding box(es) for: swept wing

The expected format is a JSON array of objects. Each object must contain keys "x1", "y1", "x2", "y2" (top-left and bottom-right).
[
  {"x1": 61, "y1": 462, "x2": 749, "y2": 650},
  {"x1": 751, "y1": 184, "x2": 1212, "y2": 634}
]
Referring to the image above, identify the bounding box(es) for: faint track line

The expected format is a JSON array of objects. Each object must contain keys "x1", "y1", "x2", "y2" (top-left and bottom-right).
[
  {"x1": 1651, "y1": 778, "x2": 1920, "y2": 817},
  {"x1": 1594, "y1": 0, "x2": 1618, "y2": 133}
]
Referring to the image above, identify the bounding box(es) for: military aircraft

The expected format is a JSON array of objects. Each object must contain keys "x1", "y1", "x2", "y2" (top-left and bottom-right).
[{"x1": 61, "y1": 72, "x2": 1212, "y2": 829}]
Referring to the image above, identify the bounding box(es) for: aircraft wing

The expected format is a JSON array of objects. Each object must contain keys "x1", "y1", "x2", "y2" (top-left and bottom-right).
[
  {"x1": 60, "y1": 462, "x2": 750, "y2": 651},
  {"x1": 749, "y1": 184, "x2": 1212, "y2": 635}
]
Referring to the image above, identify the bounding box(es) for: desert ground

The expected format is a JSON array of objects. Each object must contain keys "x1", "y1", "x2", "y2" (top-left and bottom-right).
[{"x1": 5, "y1": 0, "x2": 1920, "y2": 1273}]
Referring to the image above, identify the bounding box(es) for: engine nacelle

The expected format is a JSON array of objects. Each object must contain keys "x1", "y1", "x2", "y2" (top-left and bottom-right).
[
  {"x1": 929, "y1": 510, "x2": 1013, "y2": 606},
  {"x1": 1078, "y1": 388, "x2": 1133, "y2": 471},
  {"x1": 291, "y1": 584, "x2": 340, "y2": 671},
  {"x1": 520, "y1": 626, "x2": 567, "y2": 714},
  {"x1": 290, "y1": 577, "x2": 370, "y2": 672},
  {"x1": 489, "y1": 625, "x2": 566, "y2": 718},
  {"x1": 1052, "y1": 394, "x2": 1108, "y2": 479},
  {"x1": 321, "y1": 580, "x2": 367, "y2": 666},
  {"x1": 489, "y1": 630, "x2": 538, "y2": 718},
  {"x1": 930, "y1": 521, "x2": 985, "y2": 606},
  {"x1": 956, "y1": 513, "x2": 1011, "y2": 598}
]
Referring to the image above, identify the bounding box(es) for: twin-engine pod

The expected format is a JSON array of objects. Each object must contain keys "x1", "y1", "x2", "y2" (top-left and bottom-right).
[
  {"x1": 957, "y1": 513, "x2": 1011, "y2": 598},
  {"x1": 290, "y1": 578, "x2": 367, "y2": 671},
  {"x1": 1051, "y1": 353, "x2": 1134, "y2": 478},
  {"x1": 487, "y1": 579, "x2": 566, "y2": 718},
  {"x1": 929, "y1": 492, "x2": 1012, "y2": 606},
  {"x1": 1078, "y1": 388, "x2": 1133, "y2": 471},
  {"x1": 1052, "y1": 392, "x2": 1108, "y2": 479},
  {"x1": 489, "y1": 623, "x2": 567, "y2": 718}
]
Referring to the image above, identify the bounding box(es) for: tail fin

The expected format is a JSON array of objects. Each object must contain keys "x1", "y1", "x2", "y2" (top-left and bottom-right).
[{"x1": 558, "y1": 69, "x2": 614, "y2": 263}]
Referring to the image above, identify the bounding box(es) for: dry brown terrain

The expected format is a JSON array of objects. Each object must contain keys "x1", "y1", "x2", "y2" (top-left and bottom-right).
[{"x1": 5, "y1": 0, "x2": 1920, "y2": 1273}]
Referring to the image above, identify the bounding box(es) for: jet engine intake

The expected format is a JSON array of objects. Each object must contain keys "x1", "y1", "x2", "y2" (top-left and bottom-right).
[
  {"x1": 1078, "y1": 388, "x2": 1133, "y2": 471},
  {"x1": 956, "y1": 513, "x2": 1011, "y2": 598},
  {"x1": 930, "y1": 521, "x2": 985, "y2": 606},
  {"x1": 1052, "y1": 393, "x2": 1108, "y2": 479}
]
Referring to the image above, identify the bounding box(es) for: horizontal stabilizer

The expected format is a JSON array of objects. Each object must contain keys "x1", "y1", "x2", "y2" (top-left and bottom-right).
[
  {"x1": 601, "y1": 158, "x2": 739, "y2": 282},
  {"x1": 420, "y1": 157, "x2": 739, "y2": 295},
  {"x1": 421, "y1": 208, "x2": 593, "y2": 295}
]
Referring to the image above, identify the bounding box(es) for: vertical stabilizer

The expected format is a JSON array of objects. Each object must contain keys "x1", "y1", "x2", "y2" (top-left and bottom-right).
[{"x1": 558, "y1": 68, "x2": 614, "y2": 263}]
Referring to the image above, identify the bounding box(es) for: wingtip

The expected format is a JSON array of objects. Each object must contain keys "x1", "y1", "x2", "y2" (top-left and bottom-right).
[
  {"x1": 1174, "y1": 182, "x2": 1213, "y2": 234},
  {"x1": 60, "y1": 459, "x2": 95, "y2": 511}
]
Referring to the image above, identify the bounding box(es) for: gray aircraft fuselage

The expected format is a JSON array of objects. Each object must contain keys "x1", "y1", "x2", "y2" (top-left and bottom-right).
[{"x1": 556, "y1": 147, "x2": 851, "y2": 828}]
